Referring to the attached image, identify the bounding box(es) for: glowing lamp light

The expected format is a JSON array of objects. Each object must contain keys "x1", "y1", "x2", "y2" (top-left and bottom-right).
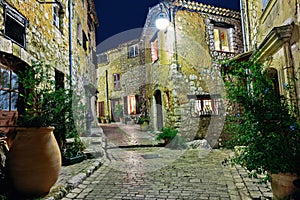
[{"x1": 155, "y1": 12, "x2": 169, "y2": 30}]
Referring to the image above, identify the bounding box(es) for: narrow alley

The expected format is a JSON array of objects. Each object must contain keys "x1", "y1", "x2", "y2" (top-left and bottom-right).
[{"x1": 61, "y1": 123, "x2": 273, "y2": 200}]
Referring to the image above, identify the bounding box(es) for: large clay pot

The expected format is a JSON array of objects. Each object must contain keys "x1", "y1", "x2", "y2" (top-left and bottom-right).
[
  {"x1": 7, "y1": 127, "x2": 61, "y2": 197},
  {"x1": 271, "y1": 173, "x2": 298, "y2": 200}
]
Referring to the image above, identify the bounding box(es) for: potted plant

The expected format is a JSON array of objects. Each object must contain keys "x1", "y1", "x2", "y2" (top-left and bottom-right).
[
  {"x1": 138, "y1": 115, "x2": 150, "y2": 131},
  {"x1": 62, "y1": 136, "x2": 86, "y2": 165},
  {"x1": 114, "y1": 104, "x2": 124, "y2": 123},
  {"x1": 156, "y1": 127, "x2": 178, "y2": 146},
  {"x1": 222, "y1": 56, "x2": 300, "y2": 199},
  {"x1": 99, "y1": 116, "x2": 106, "y2": 123},
  {"x1": 6, "y1": 61, "x2": 64, "y2": 197}
]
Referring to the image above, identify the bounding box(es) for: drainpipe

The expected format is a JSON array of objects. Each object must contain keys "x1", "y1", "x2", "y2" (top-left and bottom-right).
[
  {"x1": 240, "y1": 0, "x2": 248, "y2": 52},
  {"x1": 69, "y1": 0, "x2": 73, "y2": 88},
  {"x1": 105, "y1": 70, "x2": 110, "y2": 121}
]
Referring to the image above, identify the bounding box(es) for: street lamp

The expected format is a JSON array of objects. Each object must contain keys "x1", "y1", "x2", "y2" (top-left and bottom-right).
[
  {"x1": 155, "y1": 0, "x2": 179, "y2": 70},
  {"x1": 155, "y1": 12, "x2": 169, "y2": 31}
]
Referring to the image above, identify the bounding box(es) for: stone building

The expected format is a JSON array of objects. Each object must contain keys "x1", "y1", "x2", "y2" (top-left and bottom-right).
[
  {"x1": 141, "y1": 0, "x2": 244, "y2": 147},
  {"x1": 239, "y1": 0, "x2": 300, "y2": 111},
  {"x1": 0, "y1": 0, "x2": 98, "y2": 142},
  {"x1": 97, "y1": 39, "x2": 146, "y2": 122}
]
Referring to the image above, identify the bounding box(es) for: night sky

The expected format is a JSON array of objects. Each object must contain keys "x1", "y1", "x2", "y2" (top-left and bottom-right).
[{"x1": 95, "y1": 0, "x2": 240, "y2": 51}]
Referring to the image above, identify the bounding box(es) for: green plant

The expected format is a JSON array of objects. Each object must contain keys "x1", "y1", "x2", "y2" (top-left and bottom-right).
[
  {"x1": 62, "y1": 137, "x2": 86, "y2": 158},
  {"x1": 18, "y1": 61, "x2": 63, "y2": 127},
  {"x1": 222, "y1": 55, "x2": 300, "y2": 179},
  {"x1": 156, "y1": 127, "x2": 178, "y2": 141},
  {"x1": 114, "y1": 104, "x2": 123, "y2": 119},
  {"x1": 138, "y1": 115, "x2": 150, "y2": 124}
]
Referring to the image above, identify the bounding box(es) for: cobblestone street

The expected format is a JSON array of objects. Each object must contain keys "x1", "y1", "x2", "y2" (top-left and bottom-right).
[{"x1": 60, "y1": 123, "x2": 273, "y2": 200}]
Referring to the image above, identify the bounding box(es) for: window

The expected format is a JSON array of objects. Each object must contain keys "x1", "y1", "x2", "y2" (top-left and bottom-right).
[
  {"x1": 128, "y1": 44, "x2": 139, "y2": 58},
  {"x1": 3, "y1": 3, "x2": 27, "y2": 48},
  {"x1": 113, "y1": 74, "x2": 121, "y2": 90},
  {"x1": 55, "y1": 69, "x2": 64, "y2": 90},
  {"x1": 53, "y1": 5, "x2": 60, "y2": 27},
  {"x1": 77, "y1": 23, "x2": 82, "y2": 44},
  {"x1": 97, "y1": 53, "x2": 108, "y2": 64},
  {"x1": 262, "y1": 0, "x2": 270, "y2": 9},
  {"x1": 213, "y1": 26, "x2": 234, "y2": 52},
  {"x1": 188, "y1": 95, "x2": 222, "y2": 117},
  {"x1": 151, "y1": 37, "x2": 159, "y2": 63},
  {"x1": 127, "y1": 95, "x2": 136, "y2": 115},
  {"x1": 0, "y1": 67, "x2": 18, "y2": 111}
]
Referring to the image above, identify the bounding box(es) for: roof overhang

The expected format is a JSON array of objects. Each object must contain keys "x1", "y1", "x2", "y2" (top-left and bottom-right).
[{"x1": 253, "y1": 23, "x2": 294, "y2": 61}]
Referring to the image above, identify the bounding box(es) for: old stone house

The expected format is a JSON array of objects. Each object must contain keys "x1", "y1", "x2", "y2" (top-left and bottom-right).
[
  {"x1": 239, "y1": 0, "x2": 300, "y2": 112},
  {"x1": 97, "y1": 39, "x2": 146, "y2": 122},
  {"x1": 141, "y1": 0, "x2": 244, "y2": 147},
  {"x1": 0, "y1": 0, "x2": 98, "y2": 144}
]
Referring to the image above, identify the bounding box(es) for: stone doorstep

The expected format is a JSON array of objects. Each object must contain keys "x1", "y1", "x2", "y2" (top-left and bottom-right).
[{"x1": 43, "y1": 158, "x2": 104, "y2": 200}]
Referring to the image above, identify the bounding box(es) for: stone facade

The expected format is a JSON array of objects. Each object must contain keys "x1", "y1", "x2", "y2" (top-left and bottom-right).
[
  {"x1": 0, "y1": 0, "x2": 98, "y2": 137},
  {"x1": 96, "y1": 0, "x2": 244, "y2": 148},
  {"x1": 141, "y1": 0, "x2": 243, "y2": 147},
  {"x1": 240, "y1": 0, "x2": 300, "y2": 112},
  {"x1": 97, "y1": 39, "x2": 145, "y2": 122}
]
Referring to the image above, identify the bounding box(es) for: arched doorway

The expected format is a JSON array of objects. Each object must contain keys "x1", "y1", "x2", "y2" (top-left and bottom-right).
[{"x1": 154, "y1": 90, "x2": 163, "y2": 131}]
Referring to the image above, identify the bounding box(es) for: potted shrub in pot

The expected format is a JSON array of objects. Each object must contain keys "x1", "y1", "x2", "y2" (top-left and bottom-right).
[
  {"x1": 6, "y1": 61, "x2": 64, "y2": 197},
  {"x1": 138, "y1": 115, "x2": 150, "y2": 131},
  {"x1": 222, "y1": 56, "x2": 300, "y2": 199},
  {"x1": 156, "y1": 127, "x2": 178, "y2": 146},
  {"x1": 114, "y1": 104, "x2": 124, "y2": 123}
]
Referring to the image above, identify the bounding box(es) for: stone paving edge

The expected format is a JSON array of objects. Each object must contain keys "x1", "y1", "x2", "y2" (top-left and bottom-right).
[{"x1": 43, "y1": 158, "x2": 104, "y2": 200}]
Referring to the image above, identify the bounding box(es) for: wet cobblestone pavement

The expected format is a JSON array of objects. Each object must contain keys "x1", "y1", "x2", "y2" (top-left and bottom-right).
[{"x1": 58, "y1": 123, "x2": 273, "y2": 200}]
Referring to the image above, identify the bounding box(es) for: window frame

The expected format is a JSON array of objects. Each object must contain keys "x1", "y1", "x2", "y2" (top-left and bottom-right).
[
  {"x1": 3, "y1": 3, "x2": 27, "y2": 48},
  {"x1": 150, "y1": 33, "x2": 159, "y2": 63},
  {"x1": 128, "y1": 44, "x2": 139, "y2": 58},
  {"x1": 213, "y1": 26, "x2": 234, "y2": 52},
  {"x1": 188, "y1": 94, "x2": 222, "y2": 118},
  {"x1": 113, "y1": 73, "x2": 121, "y2": 91},
  {"x1": 211, "y1": 21, "x2": 234, "y2": 53},
  {"x1": 0, "y1": 67, "x2": 19, "y2": 111},
  {"x1": 52, "y1": 5, "x2": 61, "y2": 28}
]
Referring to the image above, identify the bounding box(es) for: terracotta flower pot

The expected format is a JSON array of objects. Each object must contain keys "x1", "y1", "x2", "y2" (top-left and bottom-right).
[
  {"x1": 7, "y1": 127, "x2": 61, "y2": 197},
  {"x1": 271, "y1": 172, "x2": 298, "y2": 200}
]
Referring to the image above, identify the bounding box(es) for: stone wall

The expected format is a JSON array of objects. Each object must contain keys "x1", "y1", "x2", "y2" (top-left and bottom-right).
[
  {"x1": 0, "y1": 0, "x2": 98, "y2": 134},
  {"x1": 142, "y1": 2, "x2": 243, "y2": 146},
  {"x1": 241, "y1": 0, "x2": 300, "y2": 114},
  {"x1": 96, "y1": 39, "x2": 145, "y2": 120}
]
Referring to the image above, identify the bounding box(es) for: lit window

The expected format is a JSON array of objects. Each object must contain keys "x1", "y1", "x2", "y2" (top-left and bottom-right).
[
  {"x1": 188, "y1": 95, "x2": 222, "y2": 117},
  {"x1": 77, "y1": 23, "x2": 82, "y2": 44},
  {"x1": 113, "y1": 74, "x2": 121, "y2": 90},
  {"x1": 151, "y1": 38, "x2": 159, "y2": 63},
  {"x1": 3, "y1": 3, "x2": 27, "y2": 48},
  {"x1": 127, "y1": 95, "x2": 136, "y2": 115},
  {"x1": 214, "y1": 26, "x2": 233, "y2": 52},
  {"x1": 0, "y1": 67, "x2": 18, "y2": 111},
  {"x1": 128, "y1": 44, "x2": 139, "y2": 58}
]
